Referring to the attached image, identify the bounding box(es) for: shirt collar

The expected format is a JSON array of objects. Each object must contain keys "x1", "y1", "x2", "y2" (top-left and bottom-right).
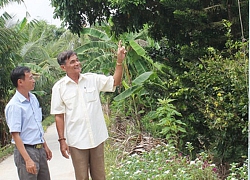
[
  {"x1": 15, "y1": 90, "x2": 31, "y2": 103},
  {"x1": 65, "y1": 74, "x2": 84, "y2": 84}
]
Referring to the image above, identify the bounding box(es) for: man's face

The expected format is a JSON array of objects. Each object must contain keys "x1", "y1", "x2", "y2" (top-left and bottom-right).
[
  {"x1": 19, "y1": 72, "x2": 35, "y2": 91},
  {"x1": 61, "y1": 54, "x2": 82, "y2": 75}
]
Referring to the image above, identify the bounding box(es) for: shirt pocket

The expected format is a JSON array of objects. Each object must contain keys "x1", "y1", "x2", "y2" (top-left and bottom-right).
[
  {"x1": 85, "y1": 87, "x2": 97, "y2": 102},
  {"x1": 63, "y1": 93, "x2": 77, "y2": 110},
  {"x1": 30, "y1": 106, "x2": 42, "y2": 122},
  {"x1": 35, "y1": 108, "x2": 43, "y2": 122}
]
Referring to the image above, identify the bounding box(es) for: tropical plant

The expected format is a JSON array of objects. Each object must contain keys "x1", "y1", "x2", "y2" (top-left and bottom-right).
[
  {"x1": 0, "y1": 0, "x2": 23, "y2": 7},
  {"x1": 0, "y1": 11, "x2": 22, "y2": 147},
  {"x1": 74, "y1": 26, "x2": 164, "y2": 130},
  {"x1": 0, "y1": 15, "x2": 83, "y2": 146},
  {"x1": 141, "y1": 98, "x2": 186, "y2": 147},
  {"x1": 156, "y1": 99, "x2": 186, "y2": 145},
  {"x1": 114, "y1": 71, "x2": 154, "y2": 129}
]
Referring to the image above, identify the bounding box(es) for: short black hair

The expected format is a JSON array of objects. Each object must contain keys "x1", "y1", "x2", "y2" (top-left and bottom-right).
[
  {"x1": 57, "y1": 50, "x2": 77, "y2": 65},
  {"x1": 10, "y1": 66, "x2": 31, "y2": 87}
]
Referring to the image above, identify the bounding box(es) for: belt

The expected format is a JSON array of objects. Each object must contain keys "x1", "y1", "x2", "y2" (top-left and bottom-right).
[{"x1": 24, "y1": 144, "x2": 43, "y2": 149}]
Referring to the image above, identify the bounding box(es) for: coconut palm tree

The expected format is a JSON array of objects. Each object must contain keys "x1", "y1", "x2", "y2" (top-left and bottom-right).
[
  {"x1": 0, "y1": 0, "x2": 23, "y2": 7},
  {"x1": 0, "y1": 10, "x2": 23, "y2": 148},
  {"x1": 17, "y1": 20, "x2": 85, "y2": 116}
]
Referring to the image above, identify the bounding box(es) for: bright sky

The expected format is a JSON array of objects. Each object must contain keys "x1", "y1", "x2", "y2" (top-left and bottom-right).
[{"x1": 0, "y1": 0, "x2": 62, "y2": 27}]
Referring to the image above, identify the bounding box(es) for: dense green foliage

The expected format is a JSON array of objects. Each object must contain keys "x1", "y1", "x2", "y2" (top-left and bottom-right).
[
  {"x1": 184, "y1": 37, "x2": 248, "y2": 163},
  {"x1": 74, "y1": 23, "x2": 248, "y2": 175},
  {"x1": 51, "y1": 0, "x2": 248, "y2": 44}
]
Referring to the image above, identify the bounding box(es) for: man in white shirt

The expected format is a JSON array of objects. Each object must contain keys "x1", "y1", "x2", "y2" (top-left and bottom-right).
[{"x1": 50, "y1": 40, "x2": 126, "y2": 180}]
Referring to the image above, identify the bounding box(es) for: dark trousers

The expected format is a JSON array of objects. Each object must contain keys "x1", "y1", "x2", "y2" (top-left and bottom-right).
[
  {"x1": 70, "y1": 143, "x2": 105, "y2": 180},
  {"x1": 14, "y1": 146, "x2": 50, "y2": 180}
]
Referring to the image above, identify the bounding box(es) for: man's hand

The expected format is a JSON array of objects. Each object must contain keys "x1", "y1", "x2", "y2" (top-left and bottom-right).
[
  {"x1": 25, "y1": 158, "x2": 37, "y2": 174},
  {"x1": 59, "y1": 140, "x2": 70, "y2": 159},
  {"x1": 44, "y1": 143, "x2": 52, "y2": 160},
  {"x1": 11, "y1": 132, "x2": 37, "y2": 174},
  {"x1": 117, "y1": 40, "x2": 127, "y2": 63}
]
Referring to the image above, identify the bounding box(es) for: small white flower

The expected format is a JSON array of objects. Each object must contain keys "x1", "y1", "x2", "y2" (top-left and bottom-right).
[
  {"x1": 196, "y1": 160, "x2": 202, "y2": 165},
  {"x1": 156, "y1": 144, "x2": 161, "y2": 148},
  {"x1": 134, "y1": 170, "x2": 142, "y2": 175},
  {"x1": 190, "y1": 161, "x2": 196, "y2": 165},
  {"x1": 131, "y1": 154, "x2": 138, "y2": 157},
  {"x1": 164, "y1": 170, "x2": 170, "y2": 174}
]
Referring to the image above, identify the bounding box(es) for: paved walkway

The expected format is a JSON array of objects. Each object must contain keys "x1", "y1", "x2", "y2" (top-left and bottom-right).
[{"x1": 0, "y1": 123, "x2": 75, "y2": 180}]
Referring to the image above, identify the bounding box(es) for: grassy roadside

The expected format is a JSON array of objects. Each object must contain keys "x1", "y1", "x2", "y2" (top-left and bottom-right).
[{"x1": 0, "y1": 115, "x2": 55, "y2": 162}]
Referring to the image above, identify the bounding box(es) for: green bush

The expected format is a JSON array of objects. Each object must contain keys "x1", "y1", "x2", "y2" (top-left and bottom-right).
[{"x1": 226, "y1": 159, "x2": 248, "y2": 180}]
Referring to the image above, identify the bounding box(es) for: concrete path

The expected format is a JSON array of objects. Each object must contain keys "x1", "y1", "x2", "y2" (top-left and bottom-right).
[{"x1": 0, "y1": 123, "x2": 75, "y2": 180}]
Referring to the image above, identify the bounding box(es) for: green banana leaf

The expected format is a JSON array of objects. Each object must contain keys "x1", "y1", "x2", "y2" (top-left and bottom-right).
[
  {"x1": 114, "y1": 71, "x2": 153, "y2": 101},
  {"x1": 80, "y1": 28, "x2": 110, "y2": 41}
]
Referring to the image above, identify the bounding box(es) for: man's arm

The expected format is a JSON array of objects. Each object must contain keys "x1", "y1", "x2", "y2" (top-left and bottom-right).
[
  {"x1": 43, "y1": 140, "x2": 52, "y2": 160},
  {"x1": 55, "y1": 114, "x2": 70, "y2": 159},
  {"x1": 12, "y1": 132, "x2": 37, "y2": 174},
  {"x1": 113, "y1": 40, "x2": 127, "y2": 86}
]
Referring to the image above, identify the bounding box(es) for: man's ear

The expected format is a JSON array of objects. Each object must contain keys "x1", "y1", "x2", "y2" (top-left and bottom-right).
[
  {"x1": 17, "y1": 79, "x2": 23, "y2": 87},
  {"x1": 60, "y1": 65, "x2": 66, "y2": 71}
]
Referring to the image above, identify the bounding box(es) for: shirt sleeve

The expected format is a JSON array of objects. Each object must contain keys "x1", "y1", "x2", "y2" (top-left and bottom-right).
[
  {"x1": 96, "y1": 74, "x2": 116, "y2": 92},
  {"x1": 5, "y1": 105, "x2": 22, "y2": 133},
  {"x1": 50, "y1": 84, "x2": 65, "y2": 114}
]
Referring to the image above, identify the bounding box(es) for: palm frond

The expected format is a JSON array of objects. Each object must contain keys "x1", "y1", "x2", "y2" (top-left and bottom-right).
[{"x1": 0, "y1": 0, "x2": 23, "y2": 8}]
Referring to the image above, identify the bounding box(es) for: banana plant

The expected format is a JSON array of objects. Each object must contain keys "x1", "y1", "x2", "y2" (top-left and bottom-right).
[
  {"x1": 75, "y1": 26, "x2": 166, "y2": 130},
  {"x1": 75, "y1": 28, "x2": 117, "y2": 74},
  {"x1": 15, "y1": 20, "x2": 85, "y2": 117},
  {"x1": 114, "y1": 71, "x2": 154, "y2": 129}
]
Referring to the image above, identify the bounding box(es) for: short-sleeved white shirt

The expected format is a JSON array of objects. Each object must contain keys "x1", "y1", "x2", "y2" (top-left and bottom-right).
[{"x1": 50, "y1": 73, "x2": 115, "y2": 149}]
